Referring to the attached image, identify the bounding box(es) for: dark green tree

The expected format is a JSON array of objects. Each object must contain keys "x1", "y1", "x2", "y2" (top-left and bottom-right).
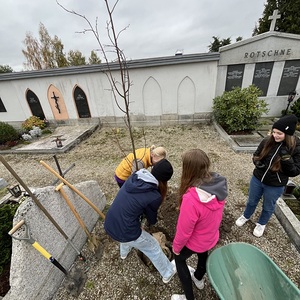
[
  {"x1": 208, "y1": 36, "x2": 242, "y2": 52},
  {"x1": 253, "y1": 0, "x2": 300, "y2": 35},
  {"x1": 0, "y1": 65, "x2": 13, "y2": 73}
]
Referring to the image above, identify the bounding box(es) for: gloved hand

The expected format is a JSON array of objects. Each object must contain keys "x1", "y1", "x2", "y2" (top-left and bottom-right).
[{"x1": 280, "y1": 146, "x2": 291, "y2": 161}]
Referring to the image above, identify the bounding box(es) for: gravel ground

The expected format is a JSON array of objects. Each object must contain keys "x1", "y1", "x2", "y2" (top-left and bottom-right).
[{"x1": 1, "y1": 124, "x2": 300, "y2": 300}]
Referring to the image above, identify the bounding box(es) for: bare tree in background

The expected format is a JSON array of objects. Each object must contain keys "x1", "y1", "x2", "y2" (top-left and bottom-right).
[{"x1": 57, "y1": 0, "x2": 140, "y2": 168}]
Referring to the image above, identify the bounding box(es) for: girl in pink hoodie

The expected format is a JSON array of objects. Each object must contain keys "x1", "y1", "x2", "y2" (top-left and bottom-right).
[{"x1": 171, "y1": 149, "x2": 227, "y2": 300}]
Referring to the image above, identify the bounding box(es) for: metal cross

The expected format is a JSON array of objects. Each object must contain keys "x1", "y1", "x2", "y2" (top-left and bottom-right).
[
  {"x1": 268, "y1": 9, "x2": 281, "y2": 31},
  {"x1": 51, "y1": 92, "x2": 61, "y2": 113}
]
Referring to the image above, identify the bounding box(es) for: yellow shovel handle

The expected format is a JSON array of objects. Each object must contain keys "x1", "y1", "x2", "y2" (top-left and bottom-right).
[{"x1": 32, "y1": 241, "x2": 52, "y2": 260}]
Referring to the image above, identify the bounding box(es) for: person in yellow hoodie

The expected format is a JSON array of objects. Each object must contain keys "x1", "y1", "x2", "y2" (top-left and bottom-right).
[{"x1": 114, "y1": 145, "x2": 166, "y2": 187}]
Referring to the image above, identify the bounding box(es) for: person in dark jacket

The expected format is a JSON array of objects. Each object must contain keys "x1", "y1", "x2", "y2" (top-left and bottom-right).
[
  {"x1": 236, "y1": 114, "x2": 300, "y2": 237},
  {"x1": 104, "y1": 159, "x2": 177, "y2": 283}
]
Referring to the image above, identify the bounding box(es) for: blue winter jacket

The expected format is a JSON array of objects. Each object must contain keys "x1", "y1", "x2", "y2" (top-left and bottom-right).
[{"x1": 104, "y1": 169, "x2": 162, "y2": 242}]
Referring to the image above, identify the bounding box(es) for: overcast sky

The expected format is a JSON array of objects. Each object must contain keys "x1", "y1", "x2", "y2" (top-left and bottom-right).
[{"x1": 1, "y1": 0, "x2": 266, "y2": 72}]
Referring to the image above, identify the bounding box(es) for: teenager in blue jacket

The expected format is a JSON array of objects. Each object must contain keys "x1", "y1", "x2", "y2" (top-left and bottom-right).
[{"x1": 104, "y1": 159, "x2": 176, "y2": 283}]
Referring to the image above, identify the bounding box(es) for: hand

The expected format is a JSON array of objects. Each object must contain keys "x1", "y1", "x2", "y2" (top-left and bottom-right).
[
  {"x1": 280, "y1": 146, "x2": 291, "y2": 161},
  {"x1": 172, "y1": 247, "x2": 180, "y2": 255}
]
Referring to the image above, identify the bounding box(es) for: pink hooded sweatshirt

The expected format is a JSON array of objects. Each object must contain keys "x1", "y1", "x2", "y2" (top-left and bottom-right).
[{"x1": 173, "y1": 173, "x2": 227, "y2": 254}]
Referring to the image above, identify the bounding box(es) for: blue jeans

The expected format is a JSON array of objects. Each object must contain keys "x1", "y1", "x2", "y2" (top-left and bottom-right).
[
  {"x1": 243, "y1": 176, "x2": 284, "y2": 225},
  {"x1": 120, "y1": 229, "x2": 174, "y2": 279}
]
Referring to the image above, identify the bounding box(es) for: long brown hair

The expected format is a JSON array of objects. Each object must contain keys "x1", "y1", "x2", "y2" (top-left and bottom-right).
[
  {"x1": 253, "y1": 134, "x2": 297, "y2": 172},
  {"x1": 178, "y1": 149, "x2": 211, "y2": 206},
  {"x1": 158, "y1": 181, "x2": 168, "y2": 202}
]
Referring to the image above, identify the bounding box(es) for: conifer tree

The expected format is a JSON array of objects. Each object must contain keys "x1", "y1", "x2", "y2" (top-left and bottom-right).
[{"x1": 253, "y1": 0, "x2": 300, "y2": 35}]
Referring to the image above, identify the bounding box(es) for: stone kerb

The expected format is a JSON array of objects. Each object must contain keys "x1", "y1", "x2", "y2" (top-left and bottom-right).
[
  {"x1": 4, "y1": 180, "x2": 106, "y2": 300},
  {"x1": 275, "y1": 197, "x2": 300, "y2": 253}
]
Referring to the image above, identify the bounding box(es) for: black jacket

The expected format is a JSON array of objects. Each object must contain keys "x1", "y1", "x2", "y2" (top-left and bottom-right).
[{"x1": 253, "y1": 136, "x2": 300, "y2": 186}]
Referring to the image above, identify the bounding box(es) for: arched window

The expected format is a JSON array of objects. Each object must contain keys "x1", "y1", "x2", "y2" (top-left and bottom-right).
[
  {"x1": 26, "y1": 89, "x2": 45, "y2": 120},
  {"x1": 73, "y1": 86, "x2": 91, "y2": 118}
]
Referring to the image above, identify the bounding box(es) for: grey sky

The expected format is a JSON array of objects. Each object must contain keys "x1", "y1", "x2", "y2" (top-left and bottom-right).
[{"x1": 0, "y1": 0, "x2": 266, "y2": 72}]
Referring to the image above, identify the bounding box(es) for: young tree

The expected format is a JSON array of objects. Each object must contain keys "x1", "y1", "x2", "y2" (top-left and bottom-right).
[
  {"x1": 253, "y1": 0, "x2": 300, "y2": 35},
  {"x1": 57, "y1": 0, "x2": 139, "y2": 167},
  {"x1": 0, "y1": 65, "x2": 13, "y2": 73}
]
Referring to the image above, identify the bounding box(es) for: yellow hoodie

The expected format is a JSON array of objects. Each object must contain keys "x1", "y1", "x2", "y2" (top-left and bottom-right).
[{"x1": 115, "y1": 147, "x2": 152, "y2": 181}]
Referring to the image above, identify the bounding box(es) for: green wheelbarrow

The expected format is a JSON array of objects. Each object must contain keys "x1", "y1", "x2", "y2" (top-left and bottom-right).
[{"x1": 206, "y1": 242, "x2": 300, "y2": 300}]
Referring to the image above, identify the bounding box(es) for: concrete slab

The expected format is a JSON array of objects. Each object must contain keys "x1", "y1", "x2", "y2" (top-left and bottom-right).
[
  {"x1": 232, "y1": 134, "x2": 264, "y2": 147},
  {"x1": 213, "y1": 119, "x2": 276, "y2": 152},
  {"x1": 0, "y1": 124, "x2": 99, "y2": 154},
  {"x1": 213, "y1": 121, "x2": 261, "y2": 153}
]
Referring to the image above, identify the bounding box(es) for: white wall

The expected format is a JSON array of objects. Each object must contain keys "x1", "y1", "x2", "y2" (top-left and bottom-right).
[
  {"x1": 1, "y1": 32, "x2": 300, "y2": 127},
  {"x1": 0, "y1": 54, "x2": 219, "y2": 127}
]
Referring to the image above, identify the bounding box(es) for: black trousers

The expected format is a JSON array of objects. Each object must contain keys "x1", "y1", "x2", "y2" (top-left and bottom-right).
[{"x1": 174, "y1": 246, "x2": 208, "y2": 300}]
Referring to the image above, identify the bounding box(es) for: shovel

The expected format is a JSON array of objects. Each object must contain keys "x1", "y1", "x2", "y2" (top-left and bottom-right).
[
  {"x1": 40, "y1": 160, "x2": 105, "y2": 220},
  {"x1": 8, "y1": 220, "x2": 87, "y2": 297},
  {"x1": 0, "y1": 155, "x2": 85, "y2": 261},
  {"x1": 55, "y1": 183, "x2": 103, "y2": 259}
]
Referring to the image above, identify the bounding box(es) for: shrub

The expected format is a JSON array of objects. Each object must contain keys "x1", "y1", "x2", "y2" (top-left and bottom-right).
[
  {"x1": 290, "y1": 97, "x2": 300, "y2": 120},
  {"x1": 0, "y1": 203, "x2": 20, "y2": 274},
  {"x1": 22, "y1": 116, "x2": 46, "y2": 131},
  {"x1": 0, "y1": 122, "x2": 19, "y2": 144},
  {"x1": 213, "y1": 85, "x2": 269, "y2": 134}
]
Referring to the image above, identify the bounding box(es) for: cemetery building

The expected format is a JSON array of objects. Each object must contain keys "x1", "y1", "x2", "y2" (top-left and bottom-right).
[{"x1": 1, "y1": 17, "x2": 300, "y2": 128}]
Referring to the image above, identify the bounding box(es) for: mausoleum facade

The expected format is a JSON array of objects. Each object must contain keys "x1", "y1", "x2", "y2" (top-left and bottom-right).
[{"x1": 0, "y1": 29, "x2": 300, "y2": 128}]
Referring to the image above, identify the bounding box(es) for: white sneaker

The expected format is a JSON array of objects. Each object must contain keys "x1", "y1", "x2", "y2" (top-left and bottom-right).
[
  {"x1": 191, "y1": 272, "x2": 204, "y2": 289},
  {"x1": 188, "y1": 265, "x2": 195, "y2": 274},
  {"x1": 163, "y1": 260, "x2": 177, "y2": 283},
  {"x1": 253, "y1": 223, "x2": 266, "y2": 237},
  {"x1": 171, "y1": 294, "x2": 187, "y2": 300},
  {"x1": 235, "y1": 215, "x2": 249, "y2": 227}
]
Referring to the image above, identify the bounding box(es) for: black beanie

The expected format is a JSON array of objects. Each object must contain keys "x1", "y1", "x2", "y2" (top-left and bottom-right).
[
  {"x1": 151, "y1": 159, "x2": 173, "y2": 182},
  {"x1": 272, "y1": 114, "x2": 298, "y2": 135}
]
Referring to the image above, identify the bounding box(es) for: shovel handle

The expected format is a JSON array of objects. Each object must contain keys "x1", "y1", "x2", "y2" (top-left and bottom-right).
[
  {"x1": 40, "y1": 160, "x2": 105, "y2": 220},
  {"x1": 9, "y1": 219, "x2": 25, "y2": 235},
  {"x1": 56, "y1": 183, "x2": 92, "y2": 240},
  {"x1": 0, "y1": 155, "x2": 84, "y2": 259},
  {"x1": 32, "y1": 240, "x2": 68, "y2": 275}
]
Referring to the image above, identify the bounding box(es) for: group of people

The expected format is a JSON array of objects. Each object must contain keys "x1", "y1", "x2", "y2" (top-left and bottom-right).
[{"x1": 104, "y1": 114, "x2": 300, "y2": 300}]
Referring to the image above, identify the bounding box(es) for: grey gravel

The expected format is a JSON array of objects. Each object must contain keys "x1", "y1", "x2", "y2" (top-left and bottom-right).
[{"x1": 1, "y1": 124, "x2": 299, "y2": 300}]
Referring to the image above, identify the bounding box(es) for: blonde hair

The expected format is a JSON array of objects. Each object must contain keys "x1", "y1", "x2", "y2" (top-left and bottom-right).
[{"x1": 150, "y1": 145, "x2": 167, "y2": 158}]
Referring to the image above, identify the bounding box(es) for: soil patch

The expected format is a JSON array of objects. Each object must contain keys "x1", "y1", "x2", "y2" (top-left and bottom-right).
[{"x1": 0, "y1": 263, "x2": 10, "y2": 297}]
